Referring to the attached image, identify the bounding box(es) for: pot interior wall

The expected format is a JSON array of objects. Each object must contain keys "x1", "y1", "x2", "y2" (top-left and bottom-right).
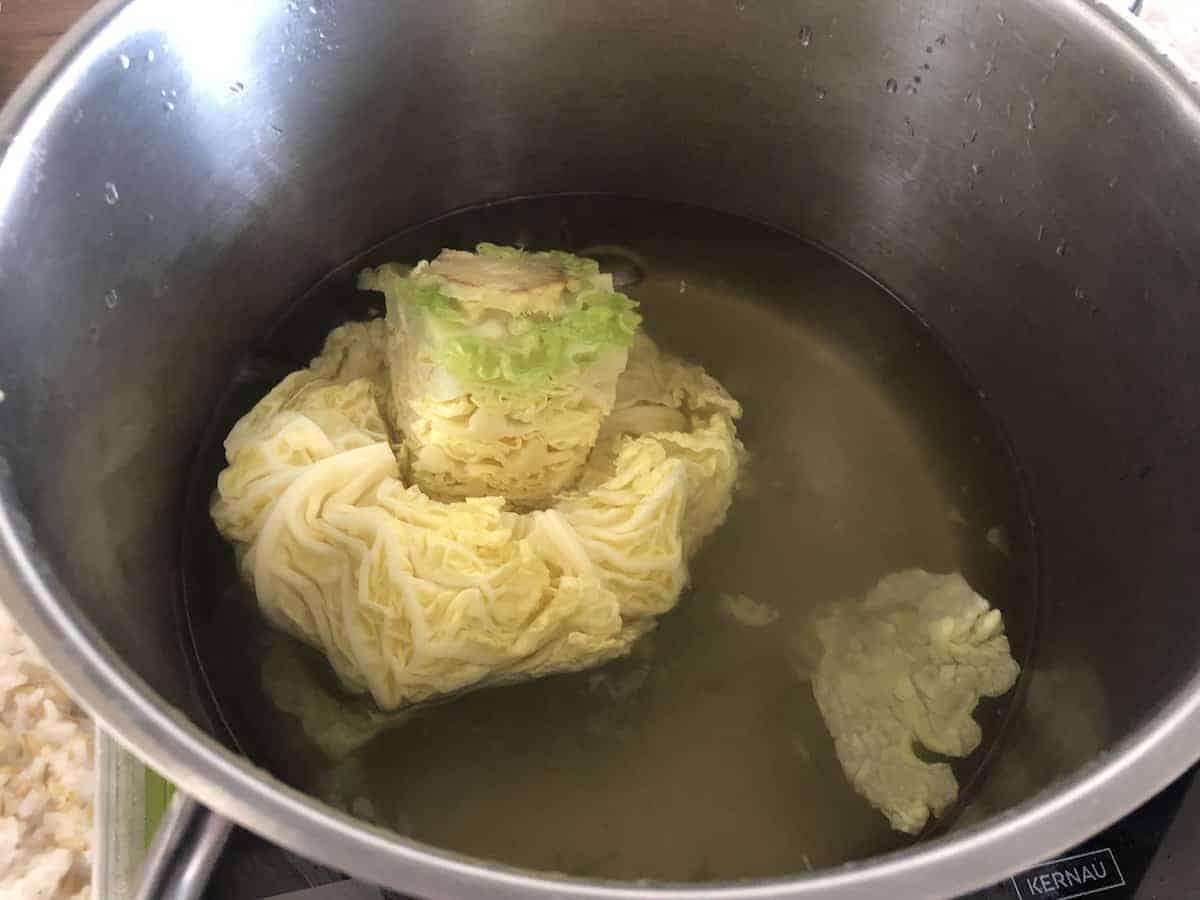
[{"x1": 1, "y1": 0, "x2": 1199, "y2": 849}]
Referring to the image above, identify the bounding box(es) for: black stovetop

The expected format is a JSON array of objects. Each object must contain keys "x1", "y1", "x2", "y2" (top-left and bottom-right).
[
  {"x1": 204, "y1": 766, "x2": 1200, "y2": 900},
  {"x1": 963, "y1": 766, "x2": 1199, "y2": 900}
]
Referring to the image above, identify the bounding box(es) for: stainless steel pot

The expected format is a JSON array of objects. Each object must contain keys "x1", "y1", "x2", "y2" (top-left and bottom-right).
[{"x1": 3, "y1": 1, "x2": 1200, "y2": 898}]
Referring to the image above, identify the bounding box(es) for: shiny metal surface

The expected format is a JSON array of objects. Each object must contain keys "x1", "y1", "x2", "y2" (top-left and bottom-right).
[
  {"x1": 136, "y1": 794, "x2": 233, "y2": 900},
  {"x1": 2, "y1": 1, "x2": 1200, "y2": 898}
]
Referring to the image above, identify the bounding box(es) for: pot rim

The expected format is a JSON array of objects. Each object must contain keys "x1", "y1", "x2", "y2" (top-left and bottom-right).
[{"x1": 2, "y1": 1, "x2": 1199, "y2": 897}]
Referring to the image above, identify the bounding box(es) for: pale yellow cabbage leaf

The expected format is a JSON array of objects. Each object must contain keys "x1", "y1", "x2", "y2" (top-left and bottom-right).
[
  {"x1": 358, "y1": 247, "x2": 640, "y2": 505},
  {"x1": 212, "y1": 324, "x2": 742, "y2": 711},
  {"x1": 808, "y1": 570, "x2": 1020, "y2": 834}
]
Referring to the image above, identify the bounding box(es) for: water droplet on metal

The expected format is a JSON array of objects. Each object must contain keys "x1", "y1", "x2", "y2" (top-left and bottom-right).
[
  {"x1": 905, "y1": 83, "x2": 918, "y2": 95},
  {"x1": 1051, "y1": 37, "x2": 1067, "y2": 60},
  {"x1": 996, "y1": 11, "x2": 1007, "y2": 24},
  {"x1": 118, "y1": 54, "x2": 131, "y2": 70},
  {"x1": 104, "y1": 289, "x2": 119, "y2": 310},
  {"x1": 1056, "y1": 240, "x2": 1068, "y2": 257},
  {"x1": 885, "y1": 78, "x2": 899, "y2": 94},
  {"x1": 146, "y1": 49, "x2": 156, "y2": 63},
  {"x1": 229, "y1": 81, "x2": 245, "y2": 94},
  {"x1": 679, "y1": 280, "x2": 688, "y2": 294},
  {"x1": 815, "y1": 87, "x2": 827, "y2": 101},
  {"x1": 103, "y1": 182, "x2": 120, "y2": 205},
  {"x1": 1073, "y1": 286, "x2": 1086, "y2": 301},
  {"x1": 797, "y1": 25, "x2": 813, "y2": 47},
  {"x1": 1108, "y1": 176, "x2": 1120, "y2": 189},
  {"x1": 1037, "y1": 224, "x2": 1046, "y2": 242},
  {"x1": 971, "y1": 163, "x2": 983, "y2": 176},
  {"x1": 936, "y1": 33, "x2": 947, "y2": 47},
  {"x1": 162, "y1": 100, "x2": 175, "y2": 112}
]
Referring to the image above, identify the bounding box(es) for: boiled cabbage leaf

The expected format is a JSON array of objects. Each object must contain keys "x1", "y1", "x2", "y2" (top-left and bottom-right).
[
  {"x1": 358, "y1": 246, "x2": 642, "y2": 504},
  {"x1": 806, "y1": 570, "x2": 1020, "y2": 834},
  {"x1": 212, "y1": 322, "x2": 742, "y2": 711}
]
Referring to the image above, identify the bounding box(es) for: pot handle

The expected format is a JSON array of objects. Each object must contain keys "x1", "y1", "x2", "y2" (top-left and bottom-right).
[{"x1": 134, "y1": 792, "x2": 234, "y2": 900}]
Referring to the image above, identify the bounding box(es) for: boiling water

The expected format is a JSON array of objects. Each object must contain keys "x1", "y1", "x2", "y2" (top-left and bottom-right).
[{"x1": 182, "y1": 196, "x2": 1038, "y2": 882}]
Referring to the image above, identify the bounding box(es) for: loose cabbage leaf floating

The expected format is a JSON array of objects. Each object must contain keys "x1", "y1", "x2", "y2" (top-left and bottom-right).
[{"x1": 806, "y1": 570, "x2": 1021, "y2": 834}]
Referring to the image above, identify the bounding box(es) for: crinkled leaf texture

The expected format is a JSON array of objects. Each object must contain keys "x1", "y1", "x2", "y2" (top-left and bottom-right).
[
  {"x1": 358, "y1": 247, "x2": 642, "y2": 505},
  {"x1": 212, "y1": 322, "x2": 742, "y2": 712},
  {"x1": 809, "y1": 570, "x2": 1020, "y2": 834}
]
